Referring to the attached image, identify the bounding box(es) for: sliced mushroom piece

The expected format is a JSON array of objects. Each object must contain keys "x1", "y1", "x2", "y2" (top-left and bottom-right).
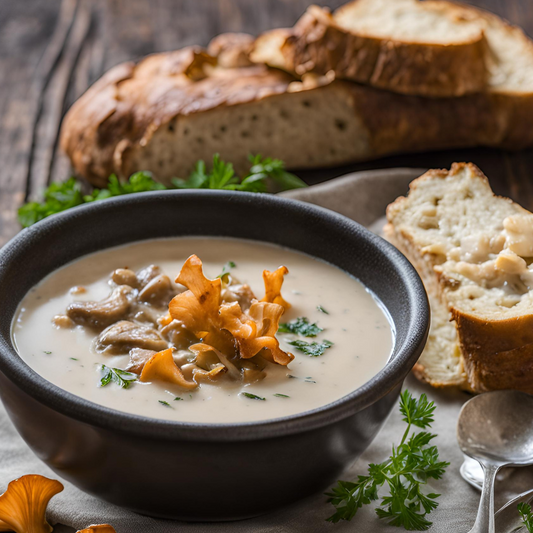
[
  {"x1": 159, "y1": 319, "x2": 198, "y2": 349},
  {"x1": 131, "y1": 305, "x2": 162, "y2": 325},
  {"x1": 67, "y1": 286, "x2": 133, "y2": 329},
  {"x1": 96, "y1": 320, "x2": 168, "y2": 354},
  {"x1": 136, "y1": 265, "x2": 162, "y2": 287},
  {"x1": 140, "y1": 348, "x2": 197, "y2": 390},
  {"x1": 138, "y1": 274, "x2": 176, "y2": 307},
  {"x1": 221, "y1": 283, "x2": 256, "y2": 311},
  {"x1": 111, "y1": 268, "x2": 138, "y2": 287},
  {"x1": 193, "y1": 364, "x2": 227, "y2": 383},
  {"x1": 240, "y1": 359, "x2": 267, "y2": 384},
  {"x1": 190, "y1": 342, "x2": 241, "y2": 380},
  {"x1": 126, "y1": 348, "x2": 157, "y2": 374}
]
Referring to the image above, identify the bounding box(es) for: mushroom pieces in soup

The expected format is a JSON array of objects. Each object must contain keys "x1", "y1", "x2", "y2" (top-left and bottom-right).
[
  {"x1": 57, "y1": 254, "x2": 294, "y2": 389},
  {"x1": 12, "y1": 237, "x2": 393, "y2": 423}
]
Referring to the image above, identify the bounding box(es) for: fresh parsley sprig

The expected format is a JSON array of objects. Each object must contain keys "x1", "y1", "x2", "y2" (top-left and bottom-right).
[
  {"x1": 99, "y1": 365, "x2": 137, "y2": 389},
  {"x1": 326, "y1": 390, "x2": 449, "y2": 531},
  {"x1": 519, "y1": 502, "x2": 533, "y2": 532},
  {"x1": 288, "y1": 339, "x2": 333, "y2": 357},
  {"x1": 279, "y1": 317, "x2": 323, "y2": 337},
  {"x1": 18, "y1": 154, "x2": 306, "y2": 228}
]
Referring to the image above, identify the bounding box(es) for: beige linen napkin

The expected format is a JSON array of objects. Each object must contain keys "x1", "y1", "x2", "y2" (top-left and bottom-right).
[{"x1": 1, "y1": 168, "x2": 530, "y2": 532}]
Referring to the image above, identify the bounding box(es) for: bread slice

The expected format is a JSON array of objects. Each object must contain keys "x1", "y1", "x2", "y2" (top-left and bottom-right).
[
  {"x1": 385, "y1": 163, "x2": 533, "y2": 393},
  {"x1": 60, "y1": 35, "x2": 533, "y2": 187},
  {"x1": 252, "y1": 0, "x2": 489, "y2": 97}
]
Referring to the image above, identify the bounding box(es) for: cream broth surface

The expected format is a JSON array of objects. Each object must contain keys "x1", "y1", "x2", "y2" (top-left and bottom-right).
[{"x1": 12, "y1": 237, "x2": 393, "y2": 423}]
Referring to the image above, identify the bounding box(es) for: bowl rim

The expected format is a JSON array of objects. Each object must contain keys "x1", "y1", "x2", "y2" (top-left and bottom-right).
[{"x1": 0, "y1": 190, "x2": 429, "y2": 442}]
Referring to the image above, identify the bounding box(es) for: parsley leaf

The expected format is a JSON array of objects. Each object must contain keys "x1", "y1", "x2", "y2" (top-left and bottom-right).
[
  {"x1": 317, "y1": 305, "x2": 329, "y2": 314},
  {"x1": 159, "y1": 400, "x2": 173, "y2": 408},
  {"x1": 19, "y1": 155, "x2": 307, "y2": 227},
  {"x1": 278, "y1": 317, "x2": 323, "y2": 337},
  {"x1": 274, "y1": 393, "x2": 290, "y2": 398},
  {"x1": 86, "y1": 172, "x2": 165, "y2": 201},
  {"x1": 18, "y1": 178, "x2": 85, "y2": 227},
  {"x1": 519, "y1": 502, "x2": 533, "y2": 532},
  {"x1": 241, "y1": 392, "x2": 266, "y2": 401},
  {"x1": 326, "y1": 390, "x2": 449, "y2": 530},
  {"x1": 288, "y1": 339, "x2": 333, "y2": 357},
  {"x1": 99, "y1": 365, "x2": 137, "y2": 389},
  {"x1": 245, "y1": 154, "x2": 307, "y2": 192}
]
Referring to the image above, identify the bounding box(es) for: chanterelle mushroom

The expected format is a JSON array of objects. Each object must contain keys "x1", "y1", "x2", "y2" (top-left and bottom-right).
[
  {"x1": 168, "y1": 255, "x2": 293, "y2": 365},
  {"x1": 0, "y1": 475, "x2": 63, "y2": 533},
  {"x1": 140, "y1": 348, "x2": 197, "y2": 390}
]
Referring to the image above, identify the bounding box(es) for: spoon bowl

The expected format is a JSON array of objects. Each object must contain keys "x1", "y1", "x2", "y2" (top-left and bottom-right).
[
  {"x1": 458, "y1": 390, "x2": 533, "y2": 466},
  {"x1": 457, "y1": 390, "x2": 533, "y2": 533}
]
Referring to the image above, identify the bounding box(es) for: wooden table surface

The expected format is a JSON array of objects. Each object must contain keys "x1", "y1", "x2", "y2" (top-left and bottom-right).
[{"x1": 1, "y1": 0, "x2": 533, "y2": 247}]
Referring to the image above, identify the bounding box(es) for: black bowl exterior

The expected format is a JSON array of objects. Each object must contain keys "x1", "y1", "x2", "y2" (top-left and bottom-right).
[{"x1": 0, "y1": 191, "x2": 428, "y2": 520}]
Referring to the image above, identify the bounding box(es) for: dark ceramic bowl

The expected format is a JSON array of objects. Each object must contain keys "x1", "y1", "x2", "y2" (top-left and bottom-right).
[{"x1": 0, "y1": 191, "x2": 428, "y2": 521}]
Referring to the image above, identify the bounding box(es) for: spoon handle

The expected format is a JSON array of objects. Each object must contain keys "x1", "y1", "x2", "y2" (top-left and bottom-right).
[{"x1": 468, "y1": 462, "x2": 500, "y2": 533}]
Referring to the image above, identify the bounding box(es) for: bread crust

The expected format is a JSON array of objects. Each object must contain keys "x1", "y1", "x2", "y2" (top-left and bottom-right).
[
  {"x1": 61, "y1": 43, "x2": 533, "y2": 187},
  {"x1": 275, "y1": 4, "x2": 488, "y2": 98}
]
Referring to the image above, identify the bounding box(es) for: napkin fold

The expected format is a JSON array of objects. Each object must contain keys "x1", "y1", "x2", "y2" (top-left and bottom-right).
[{"x1": 1, "y1": 168, "x2": 530, "y2": 532}]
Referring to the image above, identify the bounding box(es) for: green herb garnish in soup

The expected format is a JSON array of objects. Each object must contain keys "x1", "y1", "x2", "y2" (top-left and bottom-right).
[
  {"x1": 99, "y1": 366, "x2": 137, "y2": 389},
  {"x1": 278, "y1": 317, "x2": 323, "y2": 337},
  {"x1": 288, "y1": 340, "x2": 334, "y2": 357},
  {"x1": 12, "y1": 237, "x2": 393, "y2": 424},
  {"x1": 241, "y1": 393, "x2": 266, "y2": 401}
]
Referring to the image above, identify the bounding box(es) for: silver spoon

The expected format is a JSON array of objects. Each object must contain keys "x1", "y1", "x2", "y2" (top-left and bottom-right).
[
  {"x1": 457, "y1": 390, "x2": 533, "y2": 533},
  {"x1": 495, "y1": 488, "x2": 533, "y2": 532},
  {"x1": 461, "y1": 457, "x2": 533, "y2": 532}
]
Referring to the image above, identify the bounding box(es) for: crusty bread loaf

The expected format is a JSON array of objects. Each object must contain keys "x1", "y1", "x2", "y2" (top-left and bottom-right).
[
  {"x1": 60, "y1": 35, "x2": 533, "y2": 187},
  {"x1": 385, "y1": 163, "x2": 533, "y2": 393},
  {"x1": 251, "y1": 0, "x2": 489, "y2": 97}
]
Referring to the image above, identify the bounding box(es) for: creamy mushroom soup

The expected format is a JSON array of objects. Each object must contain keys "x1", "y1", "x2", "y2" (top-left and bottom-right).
[{"x1": 12, "y1": 237, "x2": 393, "y2": 423}]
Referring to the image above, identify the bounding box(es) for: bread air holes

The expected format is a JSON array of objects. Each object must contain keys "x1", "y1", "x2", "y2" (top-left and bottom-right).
[{"x1": 335, "y1": 119, "x2": 347, "y2": 131}]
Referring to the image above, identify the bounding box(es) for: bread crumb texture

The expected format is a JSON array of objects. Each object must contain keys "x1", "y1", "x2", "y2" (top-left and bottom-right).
[{"x1": 386, "y1": 163, "x2": 533, "y2": 393}]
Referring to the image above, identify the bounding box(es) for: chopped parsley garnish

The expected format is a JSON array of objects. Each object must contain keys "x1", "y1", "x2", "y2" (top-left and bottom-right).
[
  {"x1": 218, "y1": 261, "x2": 236, "y2": 283},
  {"x1": 70, "y1": 357, "x2": 78, "y2": 361},
  {"x1": 278, "y1": 317, "x2": 323, "y2": 337},
  {"x1": 159, "y1": 400, "x2": 173, "y2": 408},
  {"x1": 519, "y1": 502, "x2": 533, "y2": 532},
  {"x1": 317, "y1": 305, "x2": 329, "y2": 314},
  {"x1": 18, "y1": 155, "x2": 306, "y2": 227},
  {"x1": 274, "y1": 393, "x2": 290, "y2": 398},
  {"x1": 99, "y1": 365, "x2": 137, "y2": 389},
  {"x1": 326, "y1": 390, "x2": 449, "y2": 530},
  {"x1": 287, "y1": 374, "x2": 298, "y2": 379},
  {"x1": 241, "y1": 392, "x2": 266, "y2": 401},
  {"x1": 304, "y1": 379, "x2": 316, "y2": 383},
  {"x1": 288, "y1": 339, "x2": 333, "y2": 357},
  {"x1": 174, "y1": 397, "x2": 183, "y2": 401},
  {"x1": 43, "y1": 351, "x2": 52, "y2": 354}
]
